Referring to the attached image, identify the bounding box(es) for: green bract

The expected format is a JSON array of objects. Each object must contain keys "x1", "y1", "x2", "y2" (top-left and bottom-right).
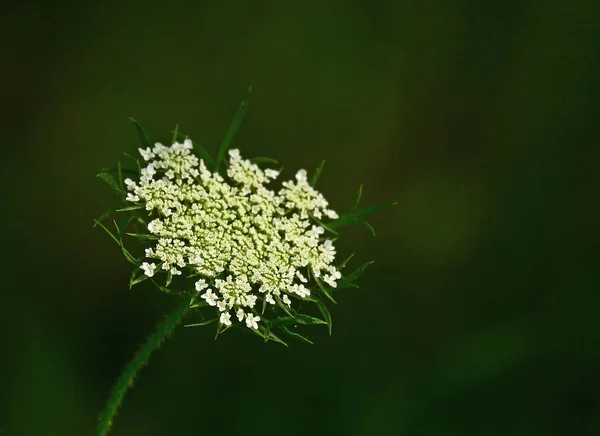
[{"x1": 96, "y1": 93, "x2": 395, "y2": 346}]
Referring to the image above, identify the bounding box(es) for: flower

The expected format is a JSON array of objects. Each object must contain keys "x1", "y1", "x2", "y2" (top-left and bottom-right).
[
  {"x1": 290, "y1": 283, "x2": 310, "y2": 298},
  {"x1": 323, "y1": 270, "x2": 342, "y2": 288},
  {"x1": 139, "y1": 147, "x2": 155, "y2": 161},
  {"x1": 219, "y1": 312, "x2": 232, "y2": 326},
  {"x1": 124, "y1": 178, "x2": 136, "y2": 190},
  {"x1": 140, "y1": 262, "x2": 156, "y2": 277},
  {"x1": 200, "y1": 289, "x2": 218, "y2": 306},
  {"x1": 265, "y1": 168, "x2": 279, "y2": 179},
  {"x1": 195, "y1": 279, "x2": 208, "y2": 292},
  {"x1": 282, "y1": 294, "x2": 291, "y2": 307},
  {"x1": 236, "y1": 308, "x2": 245, "y2": 322},
  {"x1": 126, "y1": 143, "x2": 342, "y2": 332},
  {"x1": 245, "y1": 314, "x2": 260, "y2": 329},
  {"x1": 140, "y1": 164, "x2": 156, "y2": 181}
]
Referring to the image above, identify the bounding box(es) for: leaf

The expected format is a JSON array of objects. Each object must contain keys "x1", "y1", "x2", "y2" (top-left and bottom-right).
[
  {"x1": 126, "y1": 232, "x2": 159, "y2": 241},
  {"x1": 97, "y1": 173, "x2": 121, "y2": 192},
  {"x1": 310, "y1": 215, "x2": 339, "y2": 236},
  {"x1": 129, "y1": 118, "x2": 152, "y2": 149},
  {"x1": 244, "y1": 323, "x2": 268, "y2": 341},
  {"x1": 94, "y1": 209, "x2": 115, "y2": 227},
  {"x1": 196, "y1": 146, "x2": 215, "y2": 167},
  {"x1": 214, "y1": 322, "x2": 226, "y2": 340},
  {"x1": 120, "y1": 153, "x2": 142, "y2": 176},
  {"x1": 294, "y1": 313, "x2": 328, "y2": 325},
  {"x1": 99, "y1": 167, "x2": 140, "y2": 177},
  {"x1": 315, "y1": 299, "x2": 333, "y2": 335},
  {"x1": 239, "y1": 323, "x2": 289, "y2": 347},
  {"x1": 269, "y1": 314, "x2": 327, "y2": 327},
  {"x1": 338, "y1": 253, "x2": 355, "y2": 270},
  {"x1": 328, "y1": 201, "x2": 397, "y2": 230},
  {"x1": 116, "y1": 205, "x2": 145, "y2": 212},
  {"x1": 151, "y1": 280, "x2": 180, "y2": 295},
  {"x1": 123, "y1": 152, "x2": 136, "y2": 161},
  {"x1": 215, "y1": 86, "x2": 252, "y2": 173},
  {"x1": 343, "y1": 261, "x2": 374, "y2": 283},
  {"x1": 117, "y1": 216, "x2": 136, "y2": 236},
  {"x1": 266, "y1": 330, "x2": 289, "y2": 347},
  {"x1": 129, "y1": 268, "x2": 149, "y2": 288},
  {"x1": 278, "y1": 326, "x2": 313, "y2": 344},
  {"x1": 189, "y1": 298, "x2": 209, "y2": 309},
  {"x1": 314, "y1": 276, "x2": 337, "y2": 304},
  {"x1": 266, "y1": 316, "x2": 295, "y2": 326},
  {"x1": 275, "y1": 295, "x2": 296, "y2": 317},
  {"x1": 260, "y1": 295, "x2": 268, "y2": 315},
  {"x1": 357, "y1": 220, "x2": 377, "y2": 237},
  {"x1": 171, "y1": 124, "x2": 179, "y2": 144},
  {"x1": 121, "y1": 246, "x2": 138, "y2": 265},
  {"x1": 249, "y1": 157, "x2": 279, "y2": 165},
  {"x1": 352, "y1": 201, "x2": 398, "y2": 219},
  {"x1": 310, "y1": 160, "x2": 325, "y2": 187},
  {"x1": 345, "y1": 283, "x2": 360, "y2": 289},
  {"x1": 185, "y1": 271, "x2": 204, "y2": 279},
  {"x1": 123, "y1": 153, "x2": 142, "y2": 175},
  {"x1": 96, "y1": 218, "x2": 138, "y2": 265},
  {"x1": 350, "y1": 184, "x2": 363, "y2": 212},
  {"x1": 113, "y1": 219, "x2": 139, "y2": 265},
  {"x1": 184, "y1": 318, "x2": 218, "y2": 328},
  {"x1": 332, "y1": 261, "x2": 374, "y2": 292},
  {"x1": 135, "y1": 216, "x2": 147, "y2": 226},
  {"x1": 94, "y1": 219, "x2": 120, "y2": 245}
]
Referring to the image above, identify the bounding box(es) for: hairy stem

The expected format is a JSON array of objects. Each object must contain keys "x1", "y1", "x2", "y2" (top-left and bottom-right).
[{"x1": 96, "y1": 297, "x2": 190, "y2": 436}]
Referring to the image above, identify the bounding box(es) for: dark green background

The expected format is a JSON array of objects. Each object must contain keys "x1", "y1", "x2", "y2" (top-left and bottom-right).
[{"x1": 1, "y1": 1, "x2": 599, "y2": 435}]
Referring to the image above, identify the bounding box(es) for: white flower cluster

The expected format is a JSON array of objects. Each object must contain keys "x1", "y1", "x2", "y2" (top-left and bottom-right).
[{"x1": 124, "y1": 140, "x2": 341, "y2": 330}]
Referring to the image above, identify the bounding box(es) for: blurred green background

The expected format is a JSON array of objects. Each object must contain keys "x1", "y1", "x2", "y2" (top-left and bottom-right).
[{"x1": 1, "y1": 1, "x2": 599, "y2": 435}]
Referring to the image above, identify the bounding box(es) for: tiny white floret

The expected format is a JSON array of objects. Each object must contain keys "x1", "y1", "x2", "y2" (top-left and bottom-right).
[
  {"x1": 219, "y1": 312, "x2": 232, "y2": 326},
  {"x1": 200, "y1": 289, "x2": 218, "y2": 306},
  {"x1": 236, "y1": 308, "x2": 245, "y2": 322},
  {"x1": 124, "y1": 178, "x2": 136, "y2": 190},
  {"x1": 139, "y1": 147, "x2": 155, "y2": 161},
  {"x1": 282, "y1": 294, "x2": 291, "y2": 307},
  {"x1": 195, "y1": 279, "x2": 208, "y2": 292},
  {"x1": 265, "y1": 169, "x2": 279, "y2": 179},
  {"x1": 296, "y1": 169, "x2": 307, "y2": 181},
  {"x1": 324, "y1": 270, "x2": 342, "y2": 288},
  {"x1": 140, "y1": 262, "x2": 156, "y2": 277},
  {"x1": 245, "y1": 314, "x2": 260, "y2": 329},
  {"x1": 228, "y1": 149, "x2": 241, "y2": 160},
  {"x1": 325, "y1": 209, "x2": 339, "y2": 219}
]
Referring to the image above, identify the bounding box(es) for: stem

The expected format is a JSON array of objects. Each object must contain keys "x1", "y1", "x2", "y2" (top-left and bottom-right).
[{"x1": 96, "y1": 297, "x2": 190, "y2": 436}]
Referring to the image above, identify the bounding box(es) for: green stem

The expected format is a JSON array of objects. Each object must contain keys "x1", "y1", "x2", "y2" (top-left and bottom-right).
[{"x1": 96, "y1": 297, "x2": 190, "y2": 436}]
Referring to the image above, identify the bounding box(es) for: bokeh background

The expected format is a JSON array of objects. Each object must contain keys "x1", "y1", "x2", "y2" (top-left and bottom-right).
[{"x1": 1, "y1": 1, "x2": 599, "y2": 435}]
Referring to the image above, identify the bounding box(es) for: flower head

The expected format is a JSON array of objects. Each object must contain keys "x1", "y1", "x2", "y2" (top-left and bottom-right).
[{"x1": 125, "y1": 143, "x2": 342, "y2": 334}]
